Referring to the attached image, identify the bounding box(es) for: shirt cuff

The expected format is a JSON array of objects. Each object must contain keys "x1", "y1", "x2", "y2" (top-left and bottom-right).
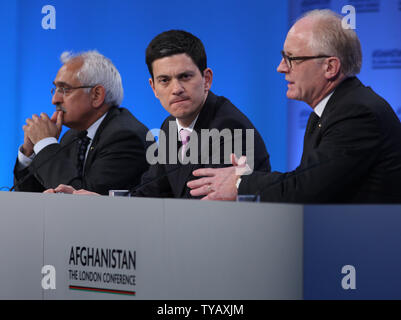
[
  {"x1": 17, "y1": 146, "x2": 35, "y2": 169},
  {"x1": 235, "y1": 177, "x2": 242, "y2": 189},
  {"x1": 33, "y1": 137, "x2": 58, "y2": 155}
]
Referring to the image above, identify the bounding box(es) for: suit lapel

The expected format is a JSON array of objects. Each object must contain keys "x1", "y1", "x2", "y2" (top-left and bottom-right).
[
  {"x1": 83, "y1": 107, "x2": 118, "y2": 172},
  {"x1": 168, "y1": 92, "x2": 218, "y2": 197}
]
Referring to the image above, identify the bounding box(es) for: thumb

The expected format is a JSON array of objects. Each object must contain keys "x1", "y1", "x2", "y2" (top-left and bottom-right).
[
  {"x1": 231, "y1": 153, "x2": 239, "y2": 166},
  {"x1": 56, "y1": 111, "x2": 63, "y2": 131},
  {"x1": 50, "y1": 111, "x2": 58, "y2": 123}
]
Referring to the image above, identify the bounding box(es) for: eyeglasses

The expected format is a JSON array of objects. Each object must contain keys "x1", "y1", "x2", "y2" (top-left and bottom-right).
[
  {"x1": 51, "y1": 85, "x2": 95, "y2": 96},
  {"x1": 281, "y1": 50, "x2": 331, "y2": 69}
]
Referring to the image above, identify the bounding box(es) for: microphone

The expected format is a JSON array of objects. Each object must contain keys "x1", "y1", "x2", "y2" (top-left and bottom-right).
[{"x1": 10, "y1": 131, "x2": 87, "y2": 192}]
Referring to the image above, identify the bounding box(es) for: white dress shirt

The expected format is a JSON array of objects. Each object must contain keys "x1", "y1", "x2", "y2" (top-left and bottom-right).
[
  {"x1": 176, "y1": 114, "x2": 199, "y2": 140},
  {"x1": 236, "y1": 90, "x2": 335, "y2": 191}
]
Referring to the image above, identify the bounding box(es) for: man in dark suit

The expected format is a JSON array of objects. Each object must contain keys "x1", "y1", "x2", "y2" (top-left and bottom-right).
[
  {"x1": 14, "y1": 51, "x2": 151, "y2": 195},
  {"x1": 130, "y1": 30, "x2": 270, "y2": 198},
  {"x1": 52, "y1": 30, "x2": 270, "y2": 198},
  {"x1": 188, "y1": 9, "x2": 401, "y2": 203}
]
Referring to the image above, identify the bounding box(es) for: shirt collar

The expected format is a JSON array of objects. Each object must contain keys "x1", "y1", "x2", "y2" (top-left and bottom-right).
[
  {"x1": 86, "y1": 112, "x2": 108, "y2": 140},
  {"x1": 314, "y1": 91, "x2": 335, "y2": 117},
  {"x1": 176, "y1": 114, "x2": 199, "y2": 140}
]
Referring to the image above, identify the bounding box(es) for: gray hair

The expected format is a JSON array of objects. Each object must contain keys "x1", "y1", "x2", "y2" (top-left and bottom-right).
[
  {"x1": 300, "y1": 9, "x2": 362, "y2": 77},
  {"x1": 60, "y1": 50, "x2": 124, "y2": 106}
]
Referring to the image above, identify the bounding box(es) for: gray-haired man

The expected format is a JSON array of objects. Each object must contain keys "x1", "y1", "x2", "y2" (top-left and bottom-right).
[
  {"x1": 14, "y1": 51, "x2": 152, "y2": 195},
  {"x1": 188, "y1": 9, "x2": 401, "y2": 203}
]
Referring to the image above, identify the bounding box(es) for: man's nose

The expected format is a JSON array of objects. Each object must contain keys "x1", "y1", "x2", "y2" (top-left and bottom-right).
[
  {"x1": 277, "y1": 58, "x2": 289, "y2": 74},
  {"x1": 171, "y1": 79, "x2": 185, "y2": 95},
  {"x1": 52, "y1": 90, "x2": 63, "y2": 105}
]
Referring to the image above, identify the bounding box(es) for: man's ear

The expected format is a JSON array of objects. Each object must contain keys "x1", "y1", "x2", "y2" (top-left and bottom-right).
[
  {"x1": 324, "y1": 57, "x2": 341, "y2": 80},
  {"x1": 91, "y1": 85, "x2": 106, "y2": 108},
  {"x1": 149, "y1": 78, "x2": 159, "y2": 99},
  {"x1": 203, "y1": 68, "x2": 213, "y2": 92}
]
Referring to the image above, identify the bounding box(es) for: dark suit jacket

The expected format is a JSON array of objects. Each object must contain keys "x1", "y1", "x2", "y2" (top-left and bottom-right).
[
  {"x1": 14, "y1": 107, "x2": 152, "y2": 195},
  {"x1": 239, "y1": 77, "x2": 401, "y2": 203},
  {"x1": 133, "y1": 91, "x2": 271, "y2": 198}
]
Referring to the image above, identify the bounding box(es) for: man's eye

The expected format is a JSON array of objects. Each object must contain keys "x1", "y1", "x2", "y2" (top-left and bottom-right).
[{"x1": 58, "y1": 87, "x2": 71, "y2": 94}]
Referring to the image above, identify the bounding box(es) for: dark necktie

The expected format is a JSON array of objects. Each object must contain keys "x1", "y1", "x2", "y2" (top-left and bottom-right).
[
  {"x1": 302, "y1": 112, "x2": 320, "y2": 163},
  {"x1": 305, "y1": 112, "x2": 320, "y2": 137},
  {"x1": 76, "y1": 131, "x2": 91, "y2": 177}
]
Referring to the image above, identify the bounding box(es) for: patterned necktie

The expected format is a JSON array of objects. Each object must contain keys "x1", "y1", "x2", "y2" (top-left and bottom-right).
[
  {"x1": 179, "y1": 129, "x2": 191, "y2": 161},
  {"x1": 76, "y1": 131, "x2": 91, "y2": 177}
]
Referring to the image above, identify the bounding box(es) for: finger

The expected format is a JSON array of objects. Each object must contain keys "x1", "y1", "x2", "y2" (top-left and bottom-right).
[
  {"x1": 32, "y1": 114, "x2": 39, "y2": 121},
  {"x1": 238, "y1": 156, "x2": 247, "y2": 166},
  {"x1": 43, "y1": 189, "x2": 56, "y2": 194},
  {"x1": 74, "y1": 190, "x2": 100, "y2": 196},
  {"x1": 187, "y1": 177, "x2": 212, "y2": 189},
  {"x1": 54, "y1": 184, "x2": 75, "y2": 194},
  {"x1": 50, "y1": 111, "x2": 58, "y2": 122},
  {"x1": 56, "y1": 111, "x2": 63, "y2": 131},
  {"x1": 189, "y1": 186, "x2": 209, "y2": 197},
  {"x1": 192, "y1": 168, "x2": 216, "y2": 177},
  {"x1": 231, "y1": 153, "x2": 239, "y2": 166},
  {"x1": 40, "y1": 113, "x2": 50, "y2": 121}
]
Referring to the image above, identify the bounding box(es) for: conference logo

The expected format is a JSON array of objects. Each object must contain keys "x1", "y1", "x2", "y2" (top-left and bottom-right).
[
  {"x1": 372, "y1": 49, "x2": 401, "y2": 69},
  {"x1": 68, "y1": 246, "x2": 137, "y2": 296},
  {"x1": 348, "y1": 0, "x2": 380, "y2": 13}
]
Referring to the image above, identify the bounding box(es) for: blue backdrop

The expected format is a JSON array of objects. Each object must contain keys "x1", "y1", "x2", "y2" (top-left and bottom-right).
[
  {"x1": 2, "y1": 0, "x2": 400, "y2": 189},
  {"x1": 0, "y1": 0, "x2": 288, "y2": 189}
]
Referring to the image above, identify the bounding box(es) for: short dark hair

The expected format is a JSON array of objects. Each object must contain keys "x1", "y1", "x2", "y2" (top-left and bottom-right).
[{"x1": 145, "y1": 30, "x2": 207, "y2": 79}]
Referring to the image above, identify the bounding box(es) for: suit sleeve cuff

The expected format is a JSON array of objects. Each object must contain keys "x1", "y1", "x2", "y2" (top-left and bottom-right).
[
  {"x1": 17, "y1": 145, "x2": 35, "y2": 169},
  {"x1": 33, "y1": 137, "x2": 58, "y2": 155}
]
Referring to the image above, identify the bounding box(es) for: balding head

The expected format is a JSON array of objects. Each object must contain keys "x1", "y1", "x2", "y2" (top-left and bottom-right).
[{"x1": 294, "y1": 9, "x2": 362, "y2": 77}]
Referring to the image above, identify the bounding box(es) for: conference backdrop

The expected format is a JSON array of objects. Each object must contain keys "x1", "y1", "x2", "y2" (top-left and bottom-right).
[{"x1": 1, "y1": 0, "x2": 400, "y2": 190}]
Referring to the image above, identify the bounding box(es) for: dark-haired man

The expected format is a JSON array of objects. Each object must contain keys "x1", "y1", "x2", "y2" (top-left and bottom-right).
[
  {"x1": 51, "y1": 30, "x2": 271, "y2": 198},
  {"x1": 130, "y1": 29, "x2": 270, "y2": 198}
]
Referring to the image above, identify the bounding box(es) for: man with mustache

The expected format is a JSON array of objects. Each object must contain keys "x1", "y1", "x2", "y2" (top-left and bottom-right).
[
  {"x1": 50, "y1": 30, "x2": 271, "y2": 197},
  {"x1": 14, "y1": 51, "x2": 151, "y2": 195},
  {"x1": 188, "y1": 9, "x2": 401, "y2": 203}
]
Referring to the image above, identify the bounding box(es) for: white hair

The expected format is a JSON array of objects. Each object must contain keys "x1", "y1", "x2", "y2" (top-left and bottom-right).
[
  {"x1": 60, "y1": 50, "x2": 124, "y2": 106},
  {"x1": 300, "y1": 9, "x2": 362, "y2": 77}
]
